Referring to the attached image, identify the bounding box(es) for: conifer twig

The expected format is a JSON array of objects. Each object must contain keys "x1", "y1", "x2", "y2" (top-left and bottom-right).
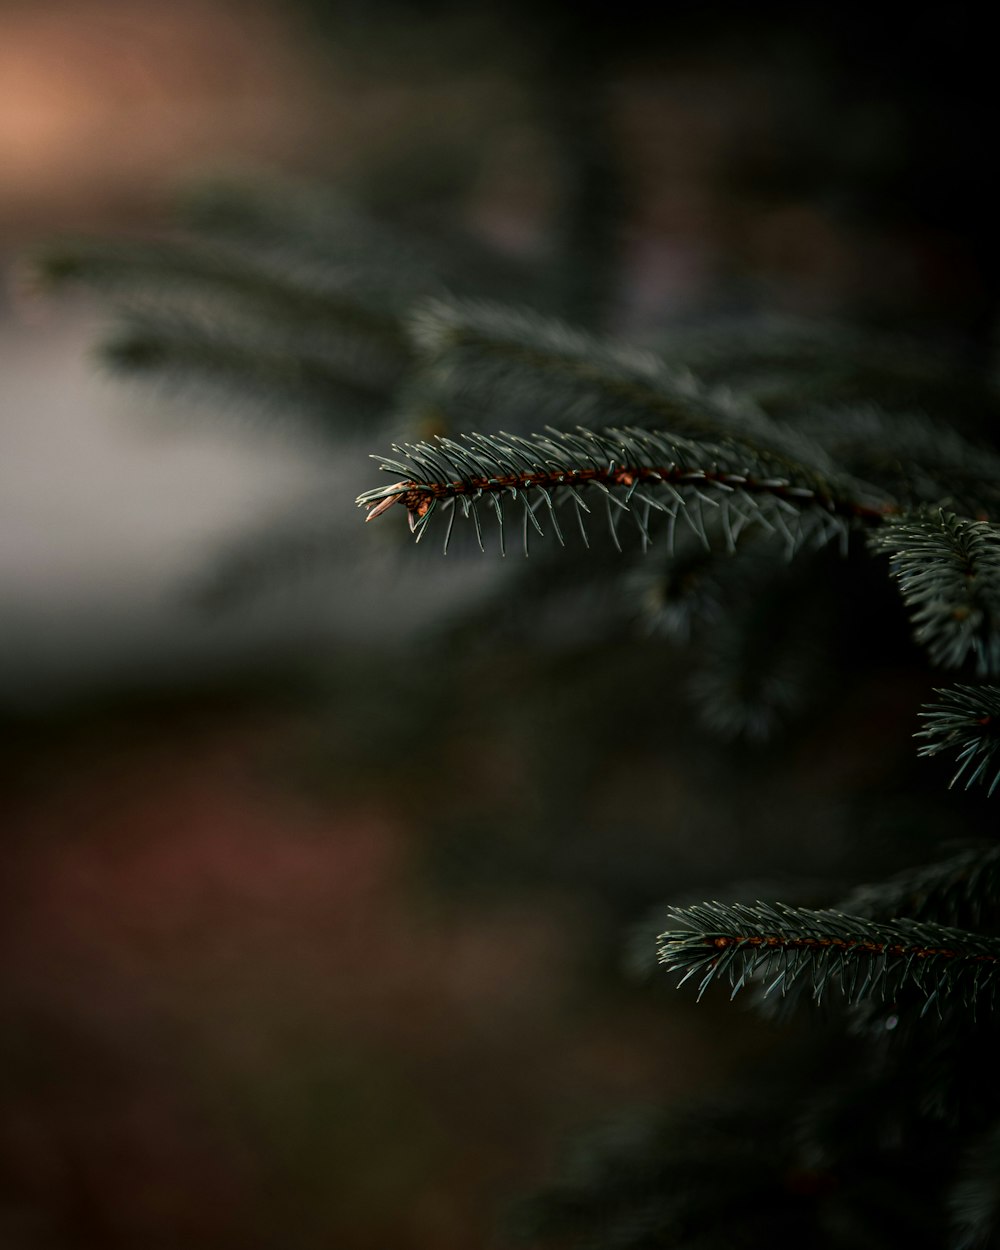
[
  {"x1": 657, "y1": 901, "x2": 1000, "y2": 1014},
  {"x1": 870, "y1": 510, "x2": 1000, "y2": 676},
  {"x1": 842, "y1": 842, "x2": 1000, "y2": 932},
  {"x1": 801, "y1": 406, "x2": 1000, "y2": 518},
  {"x1": 409, "y1": 298, "x2": 810, "y2": 453},
  {"x1": 35, "y1": 237, "x2": 411, "y2": 342},
  {"x1": 917, "y1": 685, "x2": 1000, "y2": 796},
  {"x1": 357, "y1": 426, "x2": 894, "y2": 554},
  {"x1": 100, "y1": 307, "x2": 405, "y2": 410}
]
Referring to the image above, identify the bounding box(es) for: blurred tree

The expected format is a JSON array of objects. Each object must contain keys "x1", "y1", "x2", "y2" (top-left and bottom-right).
[{"x1": 36, "y1": 4, "x2": 1000, "y2": 1245}]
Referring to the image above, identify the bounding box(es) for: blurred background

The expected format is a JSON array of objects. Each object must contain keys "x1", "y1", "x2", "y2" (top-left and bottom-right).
[{"x1": 1, "y1": 2, "x2": 997, "y2": 1246}]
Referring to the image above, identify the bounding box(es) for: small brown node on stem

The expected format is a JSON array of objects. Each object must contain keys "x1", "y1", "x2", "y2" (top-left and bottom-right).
[{"x1": 402, "y1": 489, "x2": 432, "y2": 516}]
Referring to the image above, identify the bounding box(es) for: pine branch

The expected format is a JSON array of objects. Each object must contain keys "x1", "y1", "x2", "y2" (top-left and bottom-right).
[
  {"x1": 869, "y1": 511, "x2": 1000, "y2": 676},
  {"x1": 751, "y1": 845, "x2": 1000, "y2": 1028},
  {"x1": 842, "y1": 843, "x2": 1000, "y2": 933},
  {"x1": 99, "y1": 306, "x2": 405, "y2": 415},
  {"x1": 36, "y1": 236, "x2": 412, "y2": 345},
  {"x1": 36, "y1": 236, "x2": 414, "y2": 418},
  {"x1": 654, "y1": 315, "x2": 982, "y2": 418},
  {"x1": 175, "y1": 176, "x2": 452, "y2": 283},
  {"x1": 174, "y1": 177, "x2": 536, "y2": 302},
  {"x1": 658, "y1": 315, "x2": 958, "y2": 388},
  {"x1": 174, "y1": 177, "x2": 376, "y2": 253},
  {"x1": 407, "y1": 298, "x2": 816, "y2": 453},
  {"x1": 356, "y1": 425, "x2": 893, "y2": 555},
  {"x1": 917, "y1": 685, "x2": 1000, "y2": 797},
  {"x1": 657, "y1": 901, "x2": 1000, "y2": 1014},
  {"x1": 800, "y1": 407, "x2": 1000, "y2": 518}
]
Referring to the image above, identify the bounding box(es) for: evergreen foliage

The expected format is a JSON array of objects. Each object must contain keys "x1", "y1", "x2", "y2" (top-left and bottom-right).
[
  {"x1": 843, "y1": 841, "x2": 1000, "y2": 932},
  {"x1": 870, "y1": 512, "x2": 1000, "y2": 676},
  {"x1": 917, "y1": 685, "x2": 1000, "y2": 797},
  {"x1": 657, "y1": 900, "x2": 1000, "y2": 1014},
  {"x1": 40, "y1": 170, "x2": 1000, "y2": 1248}
]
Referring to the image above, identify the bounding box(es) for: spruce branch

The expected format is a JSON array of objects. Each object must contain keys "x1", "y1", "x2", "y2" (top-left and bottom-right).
[
  {"x1": 408, "y1": 298, "x2": 821, "y2": 456},
  {"x1": 656, "y1": 315, "x2": 961, "y2": 394},
  {"x1": 869, "y1": 511, "x2": 1000, "y2": 675},
  {"x1": 174, "y1": 177, "x2": 536, "y2": 302},
  {"x1": 653, "y1": 316, "x2": 990, "y2": 424},
  {"x1": 35, "y1": 237, "x2": 414, "y2": 341},
  {"x1": 173, "y1": 178, "x2": 388, "y2": 255},
  {"x1": 657, "y1": 901, "x2": 1000, "y2": 1014},
  {"x1": 356, "y1": 425, "x2": 893, "y2": 555},
  {"x1": 751, "y1": 845, "x2": 1000, "y2": 1027},
  {"x1": 917, "y1": 685, "x2": 1000, "y2": 796},
  {"x1": 800, "y1": 407, "x2": 1000, "y2": 518},
  {"x1": 99, "y1": 306, "x2": 405, "y2": 414},
  {"x1": 36, "y1": 237, "x2": 414, "y2": 415},
  {"x1": 843, "y1": 843, "x2": 1000, "y2": 933}
]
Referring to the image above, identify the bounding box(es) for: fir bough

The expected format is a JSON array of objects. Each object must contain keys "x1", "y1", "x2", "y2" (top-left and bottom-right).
[
  {"x1": 656, "y1": 900, "x2": 1000, "y2": 1015},
  {"x1": 357, "y1": 422, "x2": 890, "y2": 555},
  {"x1": 917, "y1": 685, "x2": 1000, "y2": 796},
  {"x1": 39, "y1": 175, "x2": 1000, "y2": 1250},
  {"x1": 869, "y1": 511, "x2": 1000, "y2": 676}
]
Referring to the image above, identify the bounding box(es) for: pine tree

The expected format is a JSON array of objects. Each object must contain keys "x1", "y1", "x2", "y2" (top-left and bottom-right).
[{"x1": 35, "y1": 88, "x2": 1000, "y2": 1250}]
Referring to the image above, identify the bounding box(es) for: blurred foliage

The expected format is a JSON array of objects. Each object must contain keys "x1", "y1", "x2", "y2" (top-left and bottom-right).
[{"x1": 12, "y1": 1, "x2": 1000, "y2": 1247}]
